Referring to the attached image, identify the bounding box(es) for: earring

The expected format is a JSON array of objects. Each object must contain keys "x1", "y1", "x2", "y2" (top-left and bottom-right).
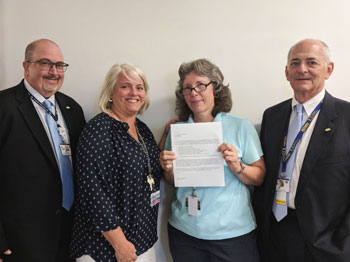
[{"x1": 108, "y1": 97, "x2": 113, "y2": 103}]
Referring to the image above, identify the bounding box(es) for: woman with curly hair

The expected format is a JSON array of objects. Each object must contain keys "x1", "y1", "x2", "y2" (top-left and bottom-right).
[{"x1": 160, "y1": 58, "x2": 265, "y2": 262}]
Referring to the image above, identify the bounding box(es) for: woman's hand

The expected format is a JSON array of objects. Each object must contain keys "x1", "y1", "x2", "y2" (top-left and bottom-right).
[
  {"x1": 0, "y1": 249, "x2": 12, "y2": 262},
  {"x1": 160, "y1": 150, "x2": 176, "y2": 171},
  {"x1": 160, "y1": 150, "x2": 176, "y2": 185},
  {"x1": 102, "y1": 227, "x2": 137, "y2": 262},
  {"x1": 114, "y1": 239, "x2": 137, "y2": 262},
  {"x1": 217, "y1": 143, "x2": 241, "y2": 173},
  {"x1": 217, "y1": 143, "x2": 266, "y2": 186}
]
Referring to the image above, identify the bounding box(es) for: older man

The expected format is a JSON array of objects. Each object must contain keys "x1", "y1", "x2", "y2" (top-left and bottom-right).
[
  {"x1": 0, "y1": 39, "x2": 85, "y2": 262},
  {"x1": 253, "y1": 39, "x2": 350, "y2": 262}
]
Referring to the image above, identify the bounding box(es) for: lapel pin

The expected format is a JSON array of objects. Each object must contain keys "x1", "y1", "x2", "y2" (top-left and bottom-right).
[
  {"x1": 325, "y1": 128, "x2": 331, "y2": 132},
  {"x1": 66, "y1": 106, "x2": 71, "y2": 110}
]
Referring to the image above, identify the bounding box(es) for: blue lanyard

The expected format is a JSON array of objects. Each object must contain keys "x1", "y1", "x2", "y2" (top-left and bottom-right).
[
  {"x1": 281, "y1": 101, "x2": 323, "y2": 172},
  {"x1": 27, "y1": 91, "x2": 58, "y2": 121}
]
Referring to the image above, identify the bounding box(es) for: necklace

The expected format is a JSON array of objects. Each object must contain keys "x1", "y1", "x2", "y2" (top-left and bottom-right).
[
  {"x1": 110, "y1": 109, "x2": 154, "y2": 191},
  {"x1": 136, "y1": 125, "x2": 155, "y2": 192}
]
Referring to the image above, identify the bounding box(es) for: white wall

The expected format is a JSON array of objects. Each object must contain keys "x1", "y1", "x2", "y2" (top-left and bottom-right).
[{"x1": 2, "y1": 1, "x2": 350, "y2": 261}]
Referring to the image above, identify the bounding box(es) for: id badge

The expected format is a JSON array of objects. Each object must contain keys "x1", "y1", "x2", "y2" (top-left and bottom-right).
[
  {"x1": 276, "y1": 178, "x2": 290, "y2": 192},
  {"x1": 186, "y1": 196, "x2": 200, "y2": 216},
  {"x1": 58, "y1": 126, "x2": 66, "y2": 136},
  {"x1": 58, "y1": 127, "x2": 68, "y2": 144},
  {"x1": 150, "y1": 190, "x2": 160, "y2": 207},
  {"x1": 60, "y1": 145, "x2": 72, "y2": 156},
  {"x1": 275, "y1": 191, "x2": 287, "y2": 205}
]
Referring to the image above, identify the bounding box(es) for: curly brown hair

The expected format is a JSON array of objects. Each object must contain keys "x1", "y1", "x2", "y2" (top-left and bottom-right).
[{"x1": 175, "y1": 58, "x2": 232, "y2": 121}]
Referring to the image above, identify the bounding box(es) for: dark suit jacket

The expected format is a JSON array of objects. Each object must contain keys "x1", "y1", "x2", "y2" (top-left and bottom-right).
[
  {"x1": 0, "y1": 80, "x2": 86, "y2": 262},
  {"x1": 253, "y1": 91, "x2": 350, "y2": 262}
]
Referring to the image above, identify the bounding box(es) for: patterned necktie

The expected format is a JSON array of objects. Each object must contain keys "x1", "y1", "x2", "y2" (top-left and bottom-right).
[
  {"x1": 273, "y1": 103, "x2": 303, "y2": 222},
  {"x1": 43, "y1": 100, "x2": 74, "y2": 211}
]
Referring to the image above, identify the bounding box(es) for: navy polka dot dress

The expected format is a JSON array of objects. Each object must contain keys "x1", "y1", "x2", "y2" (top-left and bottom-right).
[{"x1": 70, "y1": 112, "x2": 161, "y2": 262}]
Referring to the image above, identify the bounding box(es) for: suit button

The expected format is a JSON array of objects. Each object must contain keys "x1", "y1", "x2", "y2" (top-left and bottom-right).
[{"x1": 56, "y1": 209, "x2": 61, "y2": 215}]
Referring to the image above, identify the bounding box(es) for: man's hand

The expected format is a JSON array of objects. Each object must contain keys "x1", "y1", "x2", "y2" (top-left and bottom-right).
[{"x1": 0, "y1": 249, "x2": 12, "y2": 262}]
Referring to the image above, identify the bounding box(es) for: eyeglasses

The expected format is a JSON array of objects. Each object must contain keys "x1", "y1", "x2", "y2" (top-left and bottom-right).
[
  {"x1": 27, "y1": 59, "x2": 69, "y2": 72},
  {"x1": 181, "y1": 81, "x2": 214, "y2": 96}
]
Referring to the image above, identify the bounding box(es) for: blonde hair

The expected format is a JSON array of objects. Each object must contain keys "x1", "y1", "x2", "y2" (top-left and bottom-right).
[{"x1": 99, "y1": 63, "x2": 150, "y2": 114}]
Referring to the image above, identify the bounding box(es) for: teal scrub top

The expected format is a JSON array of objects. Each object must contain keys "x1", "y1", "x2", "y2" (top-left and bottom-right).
[{"x1": 165, "y1": 112, "x2": 263, "y2": 240}]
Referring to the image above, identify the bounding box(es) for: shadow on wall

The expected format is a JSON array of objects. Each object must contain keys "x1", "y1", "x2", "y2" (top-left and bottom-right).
[
  {"x1": 247, "y1": 123, "x2": 262, "y2": 197},
  {"x1": 254, "y1": 123, "x2": 261, "y2": 135}
]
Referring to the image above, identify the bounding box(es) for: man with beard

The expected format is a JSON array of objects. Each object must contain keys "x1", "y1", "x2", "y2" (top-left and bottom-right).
[{"x1": 0, "y1": 39, "x2": 86, "y2": 262}]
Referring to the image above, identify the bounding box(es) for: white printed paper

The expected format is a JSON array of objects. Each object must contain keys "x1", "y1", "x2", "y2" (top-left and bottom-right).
[{"x1": 171, "y1": 122, "x2": 225, "y2": 187}]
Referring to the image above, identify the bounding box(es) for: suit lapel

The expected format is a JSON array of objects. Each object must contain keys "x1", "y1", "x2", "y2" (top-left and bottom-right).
[
  {"x1": 15, "y1": 82, "x2": 59, "y2": 170},
  {"x1": 297, "y1": 92, "x2": 337, "y2": 194},
  {"x1": 270, "y1": 100, "x2": 292, "y2": 182}
]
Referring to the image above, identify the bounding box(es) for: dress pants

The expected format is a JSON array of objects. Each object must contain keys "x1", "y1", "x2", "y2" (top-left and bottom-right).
[
  {"x1": 168, "y1": 223, "x2": 259, "y2": 262},
  {"x1": 268, "y1": 208, "x2": 315, "y2": 262},
  {"x1": 3, "y1": 208, "x2": 74, "y2": 262},
  {"x1": 56, "y1": 208, "x2": 75, "y2": 262}
]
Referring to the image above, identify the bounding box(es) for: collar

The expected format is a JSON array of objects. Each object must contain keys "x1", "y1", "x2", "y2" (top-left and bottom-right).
[
  {"x1": 187, "y1": 112, "x2": 223, "y2": 123},
  {"x1": 292, "y1": 89, "x2": 325, "y2": 116},
  {"x1": 24, "y1": 79, "x2": 56, "y2": 105}
]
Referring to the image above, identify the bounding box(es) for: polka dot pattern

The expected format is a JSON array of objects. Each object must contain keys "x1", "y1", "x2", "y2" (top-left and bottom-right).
[{"x1": 70, "y1": 112, "x2": 161, "y2": 262}]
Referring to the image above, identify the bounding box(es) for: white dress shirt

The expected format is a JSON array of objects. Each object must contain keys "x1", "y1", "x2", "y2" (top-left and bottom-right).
[
  {"x1": 24, "y1": 79, "x2": 71, "y2": 164},
  {"x1": 287, "y1": 88, "x2": 325, "y2": 209}
]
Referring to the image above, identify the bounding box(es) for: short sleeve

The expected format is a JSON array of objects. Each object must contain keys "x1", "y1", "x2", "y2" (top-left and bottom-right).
[{"x1": 240, "y1": 119, "x2": 263, "y2": 164}]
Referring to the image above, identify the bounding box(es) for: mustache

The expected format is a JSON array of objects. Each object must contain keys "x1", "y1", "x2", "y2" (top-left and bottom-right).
[{"x1": 43, "y1": 74, "x2": 60, "y2": 81}]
